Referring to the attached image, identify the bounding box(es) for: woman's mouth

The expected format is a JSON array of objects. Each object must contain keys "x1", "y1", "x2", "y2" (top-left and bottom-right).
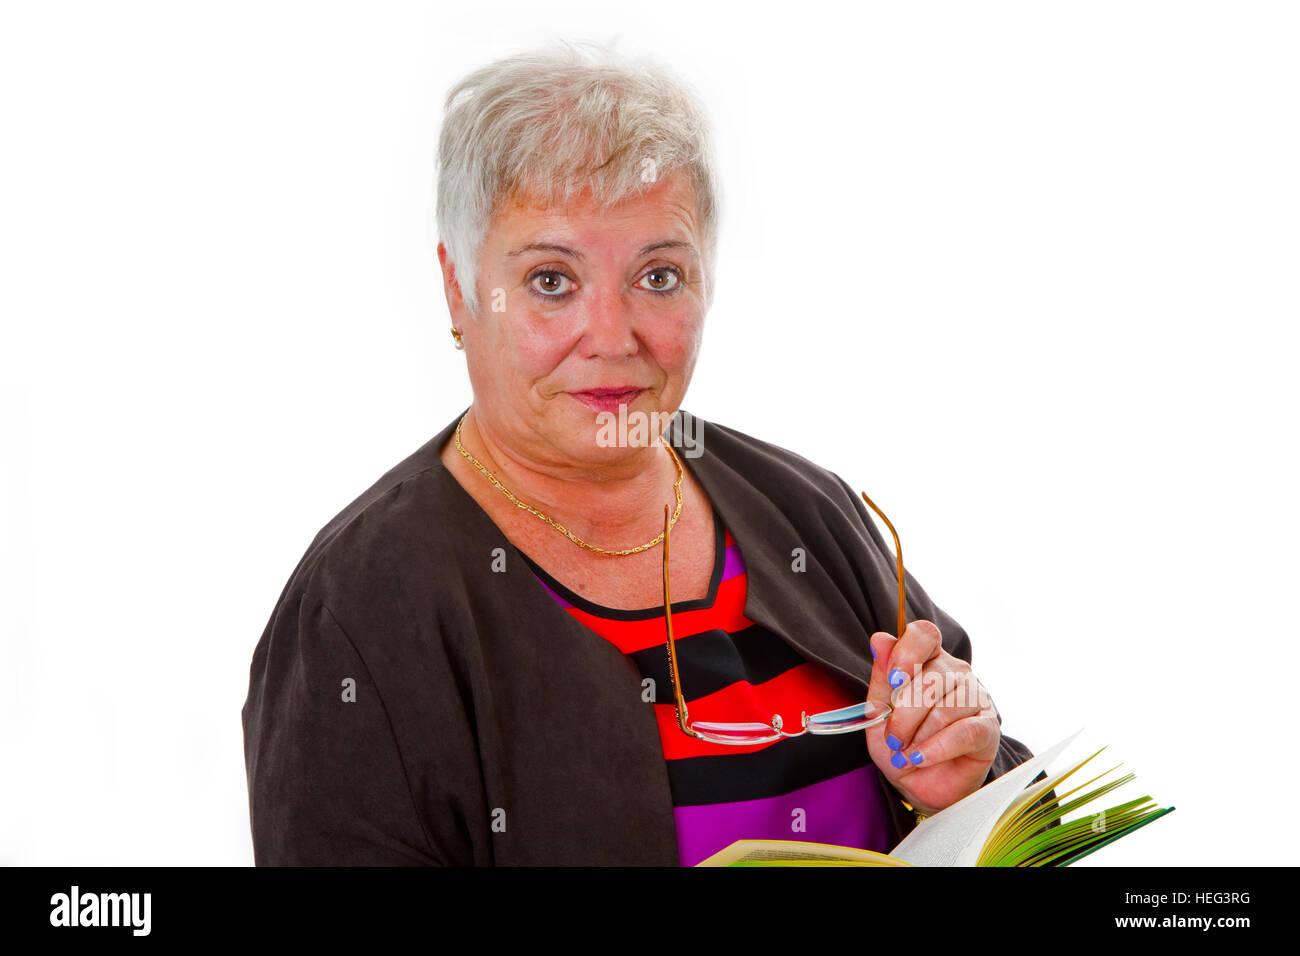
[{"x1": 568, "y1": 388, "x2": 644, "y2": 412}]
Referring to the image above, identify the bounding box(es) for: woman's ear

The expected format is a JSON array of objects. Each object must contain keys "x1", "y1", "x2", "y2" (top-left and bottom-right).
[{"x1": 437, "y1": 241, "x2": 471, "y2": 323}]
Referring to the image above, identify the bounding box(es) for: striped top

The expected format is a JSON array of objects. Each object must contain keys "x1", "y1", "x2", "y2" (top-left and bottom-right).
[{"x1": 518, "y1": 507, "x2": 900, "y2": 867}]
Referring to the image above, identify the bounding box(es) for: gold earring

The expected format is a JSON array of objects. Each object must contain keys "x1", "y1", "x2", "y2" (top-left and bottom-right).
[{"x1": 450, "y1": 326, "x2": 464, "y2": 350}]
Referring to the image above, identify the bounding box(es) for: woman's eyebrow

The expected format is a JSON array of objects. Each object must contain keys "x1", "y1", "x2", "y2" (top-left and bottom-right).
[
  {"x1": 639, "y1": 240, "x2": 699, "y2": 259},
  {"x1": 505, "y1": 242, "x2": 584, "y2": 260},
  {"x1": 503, "y1": 240, "x2": 699, "y2": 260}
]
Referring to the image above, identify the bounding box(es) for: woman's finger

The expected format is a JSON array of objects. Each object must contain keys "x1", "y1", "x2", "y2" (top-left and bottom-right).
[
  {"x1": 879, "y1": 655, "x2": 972, "y2": 753},
  {"x1": 884, "y1": 620, "x2": 944, "y2": 708},
  {"x1": 889, "y1": 674, "x2": 991, "y2": 762},
  {"x1": 892, "y1": 713, "x2": 1001, "y2": 776},
  {"x1": 865, "y1": 632, "x2": 900, "y2": 713}
]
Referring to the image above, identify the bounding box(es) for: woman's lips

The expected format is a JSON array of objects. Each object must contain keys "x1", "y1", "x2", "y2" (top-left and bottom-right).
[{"x1": 568, "y1": 388, "x2": 644, "y2": 412}]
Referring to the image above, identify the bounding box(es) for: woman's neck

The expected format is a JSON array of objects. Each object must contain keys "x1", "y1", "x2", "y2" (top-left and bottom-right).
[{"x1": 452, "y1": 406, "x2": 683, "y2": 550}]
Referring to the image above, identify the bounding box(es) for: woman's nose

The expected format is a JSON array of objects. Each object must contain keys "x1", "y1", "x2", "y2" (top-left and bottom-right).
[{"x1": 578, "y1": 285, "x2": 638, "y2": 358}]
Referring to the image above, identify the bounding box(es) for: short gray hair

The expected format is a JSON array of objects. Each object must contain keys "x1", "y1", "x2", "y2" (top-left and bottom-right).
[{"x1": 435, "y1": 40, "x2": 721, "y2": 317}]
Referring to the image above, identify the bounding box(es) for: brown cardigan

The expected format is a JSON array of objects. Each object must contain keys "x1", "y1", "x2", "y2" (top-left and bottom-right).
[{"x1": 241, "y1": 406, "x2": 1036, "y2": 865}]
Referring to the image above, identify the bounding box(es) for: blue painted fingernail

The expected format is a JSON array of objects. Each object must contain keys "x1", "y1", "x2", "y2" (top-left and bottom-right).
[
  {"x1": 890, "y1": 751, "x2": 908, "y2": 769},
  {"x1": 888, "y1": 668, "x2": 906, "y2": 689},
  {"x1": 870, "y1": 644, "x2": 877, "y2": 659},
  {"x1": 887, "y1": 733, "x2": 903, "y2": 751},
  {"x1": 910, "y1": 751, "x2": 924, "y2": 765}
]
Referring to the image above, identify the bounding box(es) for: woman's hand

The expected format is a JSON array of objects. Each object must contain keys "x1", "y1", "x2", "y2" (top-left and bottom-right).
[{"x1": 865, "y1": 619, "x2": 1001, "y2": 817}]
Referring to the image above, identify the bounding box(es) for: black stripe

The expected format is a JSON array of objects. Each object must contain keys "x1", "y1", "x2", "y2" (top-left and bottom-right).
[
  {"x1": 516, "y1": 507, "x2": 724, "y2": 620},
  {"x1": 630, "y1": 623, "x2": 811, "y2": 700},
  {"x1": 666, "y1": 730, "x2": 872, "y2": 806}
]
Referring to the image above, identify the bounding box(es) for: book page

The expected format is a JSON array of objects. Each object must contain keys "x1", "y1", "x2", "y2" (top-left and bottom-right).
[
  {"x1": 696, "y1": 839, "x2": 907, "y2": 866},
  {"x1": 891, "y1": 731, "x2": 1080, "y2": 867}
]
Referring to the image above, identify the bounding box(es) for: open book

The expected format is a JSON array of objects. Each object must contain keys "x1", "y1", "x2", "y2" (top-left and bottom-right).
[{"x1": 696, "y1": 732, "x2": 1174, "y2": 867}]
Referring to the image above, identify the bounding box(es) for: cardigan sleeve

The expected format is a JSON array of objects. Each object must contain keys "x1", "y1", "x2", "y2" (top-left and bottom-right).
[
  {"x1": 830, "y1": 474, "x2": 1055, "y2": 841},
  {"x1": 241, "y1": 589, "x2": 443, "y2": 865}
]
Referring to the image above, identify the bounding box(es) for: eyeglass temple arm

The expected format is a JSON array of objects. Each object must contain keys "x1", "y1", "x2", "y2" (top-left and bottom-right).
[
  {"x1": 860, "y1": 492, "x2": 906, "y2": 639},
  {"x1": 663, "y1": 503, "x2": 696, "y2": 737},
  {"x1": 665, "y1": 496, "x2": 899, "y2": 738}
]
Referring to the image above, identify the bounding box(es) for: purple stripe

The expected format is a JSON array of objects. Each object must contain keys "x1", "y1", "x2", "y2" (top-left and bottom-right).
[
  {"x1": 531, "y1": 572, "x2": 574, "y2": 609},
  {"x1": 720, "y1": 543, "x2": 746, "y2": 582},
  {"x1": 673, "y1": 765, "x2": 896, "y2": 867}
]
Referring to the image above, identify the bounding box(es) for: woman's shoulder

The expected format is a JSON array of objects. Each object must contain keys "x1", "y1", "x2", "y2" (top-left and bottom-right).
[
  {"x1": 275, "y1": 418, "x2": 470, "y2": 613},
  {"x1": 304, "y1": 439, "x2": 445, "y2": 562},
  {"x1": 675, "y1": 409, "x2": 864, "y2": 513}
]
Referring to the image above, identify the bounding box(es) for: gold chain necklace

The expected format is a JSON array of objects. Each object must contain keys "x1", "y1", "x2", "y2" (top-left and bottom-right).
[{"x1": 453, "y1": 411, "x2": 685, "y2": 557}]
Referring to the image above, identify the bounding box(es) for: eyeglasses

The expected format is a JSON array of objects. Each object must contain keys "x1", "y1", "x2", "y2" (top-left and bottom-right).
[{"x1": 661, "y1": 491, "x2": 904, "y2": 745}]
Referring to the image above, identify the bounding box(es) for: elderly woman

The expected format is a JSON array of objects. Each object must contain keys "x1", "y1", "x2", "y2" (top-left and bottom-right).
[{"x1": 241, "y1": 44, "x2": 1036, "y2": 866}]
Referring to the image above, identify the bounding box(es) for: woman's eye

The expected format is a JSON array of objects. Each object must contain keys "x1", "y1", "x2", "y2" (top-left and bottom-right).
[
  {"x1": 637, "y1": 268, "x2": 682, "y2": 294},
  {"x1": 529, "y1": 271, "x2": 574, "y2": 296}
]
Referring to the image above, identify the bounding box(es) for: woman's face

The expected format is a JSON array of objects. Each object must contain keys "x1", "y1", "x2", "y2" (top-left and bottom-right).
[{"x1": 439, "y1": 170, "x2": 708, "y2": 472}]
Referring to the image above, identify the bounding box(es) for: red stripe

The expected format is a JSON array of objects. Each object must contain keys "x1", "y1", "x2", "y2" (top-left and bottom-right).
[
  {"x1": 562, "y1": 572, "x2": 751, "y2": 654},
  {"x1": 653, "y1": 662, "x2": 866, "y2": 760}
]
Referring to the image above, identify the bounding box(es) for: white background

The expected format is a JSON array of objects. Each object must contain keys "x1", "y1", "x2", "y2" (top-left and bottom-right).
[{"x1": 2, "y1": 0, "x2": 1295, "y2": 866}]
